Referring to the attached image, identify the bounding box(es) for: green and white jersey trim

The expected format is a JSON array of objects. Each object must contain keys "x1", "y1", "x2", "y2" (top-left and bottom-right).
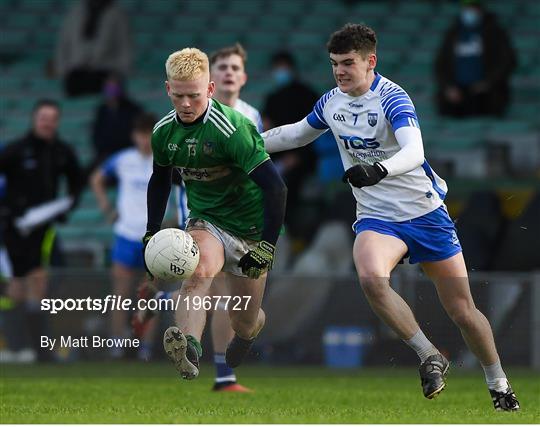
[
  {"x1": 208, "y1": 106, "x2": 237, "y2": 138},
  {"x1": 153, "y1": 109, "x2": 175, "y2": 133}
]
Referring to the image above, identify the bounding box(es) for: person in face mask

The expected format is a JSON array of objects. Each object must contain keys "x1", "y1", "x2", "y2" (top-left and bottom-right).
[
  {"x1": 262, "y1": 52, "x2": 320, "y2": 244},
  {"x1": 88, "y1": 74, "x2": 142, "y2": 176},
  {"x1": 435, "y1": 0, "x2": 517, "y2": 117}
]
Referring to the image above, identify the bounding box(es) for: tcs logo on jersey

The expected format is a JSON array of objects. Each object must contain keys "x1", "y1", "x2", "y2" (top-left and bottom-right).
[{"x1": 338, "y1": 135, "x2": 380, "y2": 150}]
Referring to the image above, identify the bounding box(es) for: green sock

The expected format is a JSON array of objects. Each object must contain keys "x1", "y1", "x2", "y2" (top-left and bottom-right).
[{"x1": 186, "y1": 335, "x2": 202, "y2": 357}]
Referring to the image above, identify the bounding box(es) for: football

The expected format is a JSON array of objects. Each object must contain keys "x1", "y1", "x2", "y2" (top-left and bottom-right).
[{"x1": 144, "y1": 228, "x2": 200, "y2": 281}]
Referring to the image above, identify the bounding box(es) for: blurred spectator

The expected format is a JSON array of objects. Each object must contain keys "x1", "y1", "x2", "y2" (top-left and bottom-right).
[
  {"x1": 0, "y1": 100, "x2": 84, "y2": 362},
  {"x1": 54, "y1": 0, "x2": 132, "y2": 97},
  {"x1": 89, "y1": 73, "x2": 142, "y2": 174},
  {"x1": 90, "y1": 112, "x2": 156, "y2": 360},
  {"x1": 262, "y1": 51, "x2": 319, "y2": 238},
  {"x1": 435, "y1": 0, "x2": 517, "y2": 117}
]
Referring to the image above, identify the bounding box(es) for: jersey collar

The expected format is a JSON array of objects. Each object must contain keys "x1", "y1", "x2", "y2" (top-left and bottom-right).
[
  {"x1": 337, "y1": 72, "x2": 381, "y2": 99},
  {"x1": 369, "y1": 72, "x2": 381, "y2": 92},
  {"x1": 203, "y1": 98, "x2": 213, "y2": 123}
]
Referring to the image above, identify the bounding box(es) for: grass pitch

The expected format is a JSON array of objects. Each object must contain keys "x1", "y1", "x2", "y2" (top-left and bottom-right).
[{"x1": 1, "y1": 362, "x2": 538, "y2": 423}]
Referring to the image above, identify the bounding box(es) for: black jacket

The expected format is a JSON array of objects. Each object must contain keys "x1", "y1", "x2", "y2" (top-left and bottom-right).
[
  {"x1": 435, "y1": 11, "x2": 517, "y2": 113},
  {"x1": 0, "y1": 132, "x2": 84, "y2": 222},
  {"x1": 92, "y1": 97, "x2": 141, "y2": 162}
]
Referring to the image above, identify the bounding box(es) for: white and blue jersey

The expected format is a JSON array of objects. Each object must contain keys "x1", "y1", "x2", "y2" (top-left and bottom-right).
[
  {"x1": 233, "y1": 98, "x2": 264, "y2": 134},
  {"x1": 307, "y1": 73, "x2": 447, "y2": 223},
  {"x1": 175, "y1": 98, "x2": 263, "y2": 229},
  {"x1": 102, "y1": 148, "x2": 153, "y2": 241}
]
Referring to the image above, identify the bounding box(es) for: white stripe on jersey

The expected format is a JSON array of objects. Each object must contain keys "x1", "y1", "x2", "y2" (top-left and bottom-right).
[
  {"x1": 153, "y1": 116, "x2": 175, "y2": 134},
  {"x1": 209, "y1": 114, "x2": 233, "y2": 137},
  {"x1": 153, "y1": 110, "x2": 175, "y2": 131},
  {"x1": 210, "y1": 109, "x2": 236, "y2": 134}
]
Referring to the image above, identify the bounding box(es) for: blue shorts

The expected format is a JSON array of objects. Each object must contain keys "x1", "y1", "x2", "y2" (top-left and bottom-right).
[
  {"x1": 111, "y1": 235, "x2": 144, "y2": 269},
  {"x1": 353, "y1": 205, "x2": 462, "y2": 264}
]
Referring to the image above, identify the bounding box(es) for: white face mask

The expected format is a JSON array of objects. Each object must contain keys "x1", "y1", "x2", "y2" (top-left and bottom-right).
[{"x1": 461, "y1": 8, "x2": 481, "y2": 27}]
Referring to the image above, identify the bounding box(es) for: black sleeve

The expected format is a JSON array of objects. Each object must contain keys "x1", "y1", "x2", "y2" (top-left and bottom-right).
[
  {"x1": 171, "y1": 168, "x2": 183, "y2": 186},
  {"x1": 146, "y1": 161, "x2": 172, "y2": 234},
  {"x1": 248, "y1": 159, "x2": 287, "y2": 246}
]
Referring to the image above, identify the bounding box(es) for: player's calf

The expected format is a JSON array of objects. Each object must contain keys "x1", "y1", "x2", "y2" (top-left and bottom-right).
[{"x1": 225, "y1": 334, "x2": 255, "y2": 368}]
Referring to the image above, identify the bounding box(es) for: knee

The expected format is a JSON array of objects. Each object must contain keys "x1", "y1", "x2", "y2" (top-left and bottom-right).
[
  {"x1": 188, "y1": 262, "x2": 218, "y2": 284},
  {"x1": 447, "y1": 304, "x2": 476, "y2": 330},
  {"x1": 358, "y1": 274, "x2": 390, "y2": 303},
  {"x1": 181, "y1": 269, "x2": 213, "y2": 295}
]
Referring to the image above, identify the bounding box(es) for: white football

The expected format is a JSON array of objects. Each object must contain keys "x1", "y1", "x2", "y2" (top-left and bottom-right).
[{"x1": 144, "y1": 228, "x2": 199, "y2": 281}]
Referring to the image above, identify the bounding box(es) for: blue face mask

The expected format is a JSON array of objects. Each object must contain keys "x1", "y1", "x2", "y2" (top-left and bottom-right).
[
  {"x1": 273, "y1": 69, "x2": 293, "y2": 86},
  {"x1": 461, "y1": 8, "x2": 481, "y2": 27}
]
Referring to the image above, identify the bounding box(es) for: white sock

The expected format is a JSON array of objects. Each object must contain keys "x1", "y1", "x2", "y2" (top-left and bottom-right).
[
  {"x1": 403, "y1": 329, "x2": 439, "y2": 363},
  {"x1": 482, "y1": 360, "x2": 508, "y2": 392}
]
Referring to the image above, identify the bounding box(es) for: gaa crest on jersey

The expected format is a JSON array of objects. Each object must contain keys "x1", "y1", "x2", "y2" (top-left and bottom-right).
[
  {"x1": 203, "y1": 141, "x2": 214, "y2": 155},
  {"x1": 367, "y1": 112, "x2": 378, "y2": 127}
]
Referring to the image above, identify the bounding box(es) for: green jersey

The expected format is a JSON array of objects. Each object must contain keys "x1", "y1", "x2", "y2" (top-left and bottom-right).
[{"x1": 152, "y1": 99, "x2": 270, "y2": 240}]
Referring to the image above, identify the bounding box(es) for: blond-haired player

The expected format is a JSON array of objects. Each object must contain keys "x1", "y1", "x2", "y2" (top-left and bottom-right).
[
  {"x1": 176, "y1": 44, "x2": 263, "y2": 391},
  {"x1": 142, "y1": 48, "x2": 287, "y2": 381}
]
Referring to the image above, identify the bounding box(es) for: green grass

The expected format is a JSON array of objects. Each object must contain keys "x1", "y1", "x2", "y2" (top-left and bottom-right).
[{"x1": 1, "y1": 363, "x2": 539, "y2": 423}]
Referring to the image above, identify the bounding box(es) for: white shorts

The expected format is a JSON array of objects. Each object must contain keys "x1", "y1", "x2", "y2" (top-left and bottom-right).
[{"x1": 186, "y1": 218, "x2": 257, "y2": 277}]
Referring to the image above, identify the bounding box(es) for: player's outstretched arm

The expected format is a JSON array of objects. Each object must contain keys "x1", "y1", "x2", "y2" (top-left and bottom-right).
[
  {"x1": 90, "y1": 168, "x2": 116, "y2": 223},
  {"x1": 379, "y1": 126, "x2": 425, "y2": 177},
  {"x1": 262, "y1": 118, "x2": 326, "y2": 154}
]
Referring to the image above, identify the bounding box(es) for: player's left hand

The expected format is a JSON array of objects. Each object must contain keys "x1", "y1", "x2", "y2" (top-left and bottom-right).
[
  {"x1": 238, "y1": 241, "x2": 275, "y2": 279},
  {"x1": 142, "y1": 231, "x2": 155, "y2": 280},
  {"x1": 342, "y1": 162, "x2": 388, "y2": 188}
]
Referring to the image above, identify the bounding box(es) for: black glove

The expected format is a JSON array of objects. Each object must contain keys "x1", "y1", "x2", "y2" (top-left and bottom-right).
[
  {"x1": 142, "y1": 231, "x2": 155, "y2": 280},
  {"x1": 342, "y1": 162, "x2": 388, "y2": 188},
  {"x1": 238, "y1": 241, "x2": 275, "y2": 279}
]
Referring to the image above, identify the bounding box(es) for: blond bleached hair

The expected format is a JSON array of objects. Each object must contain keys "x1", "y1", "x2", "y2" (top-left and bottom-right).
[{"x1": 166, "y1": 48, "x2": 209, "y2": 81}]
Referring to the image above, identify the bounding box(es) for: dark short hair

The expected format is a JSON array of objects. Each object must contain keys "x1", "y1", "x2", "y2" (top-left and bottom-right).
[
  {"x1": 209, "y1": 43, "x2": 247, "y2": 66},
  {"x1": 327, "y1": 23, "x2": 377, "y2": 57},
  {"x1": 133, "y1": 112, "x2": 157, "y2": 133},
  {"x1": 270, "y1": 50, "x2": 296, "y2": 69},
  {"x1": 32, "y1": 99, "x2": 61, "y2": 114}
]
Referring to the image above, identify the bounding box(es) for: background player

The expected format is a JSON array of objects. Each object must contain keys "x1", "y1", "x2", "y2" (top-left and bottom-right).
[
  {"x1": 262, "y1": 24, "x2": 519, "y2": 411},
  {"x1": 144, "y1": 48, "x2": 287, "y2": 381},
  {"x1": 90, "y1": 112, "x2": 157, "y2": 360},
  {"x1": 0, "y1": 99, "x2": 84, "y2": 362},
  {"x1": 204, "y1": 44, "x2": 264, "y2": 391}
]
